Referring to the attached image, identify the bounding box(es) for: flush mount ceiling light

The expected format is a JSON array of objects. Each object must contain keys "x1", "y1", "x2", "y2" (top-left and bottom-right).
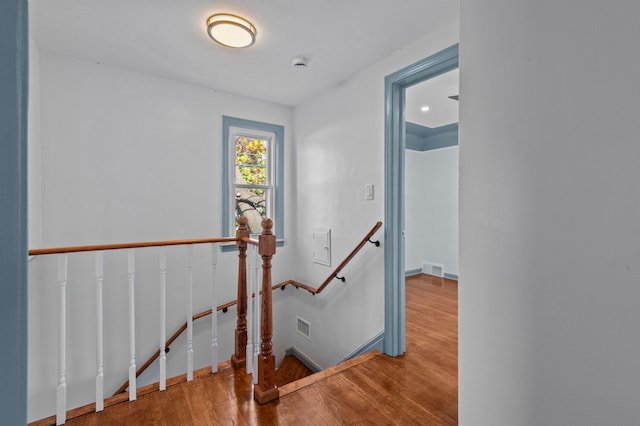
[{"x1": 206, "y1": 13, "x2": 256, "y2": 48}]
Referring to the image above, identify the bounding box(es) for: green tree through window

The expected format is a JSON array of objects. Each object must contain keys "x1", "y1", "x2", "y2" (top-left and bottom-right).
[
  {"x1": 222, "y1": 116, "x2": 284, "y2": 246},
  {"x1": 234, "y1": 136, "x2": 269, "y2": 233}
]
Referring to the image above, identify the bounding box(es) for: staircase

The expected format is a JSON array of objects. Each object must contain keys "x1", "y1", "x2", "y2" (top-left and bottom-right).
[
  {"x1": 275, "y1": 355, "x2": 314, "y2": 387},
  {"x1": 29, "y1": 272, "x2": 459, "y2": 425},
  {"x1": 27, "y1": 220, "x2": 384, "y2": 424}
]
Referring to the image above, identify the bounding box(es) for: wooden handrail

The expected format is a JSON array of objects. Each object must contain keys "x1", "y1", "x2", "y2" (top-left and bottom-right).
[
  {"x1": 111, "y1": 225, "x2": 265, "y2": 395},
  {"x1": 114, "y1": 278, "x2": 292, "y2": 396},
  {"x1": 116, "y1": 221, "x2": 381, "y2": 394},
  {"x1": 113, "y1": 296, "x2": 242, "y2": 396},
  {"x1": 241, "y1": 236, "x2": 259, "y2": 246},
  {"x1": 28, "y1": 237, "x2": 238, "y2": 256},
  {"x1": 40, "y1": 221, "x2": 380, "y2": 399},
  {"x1": 286, "y1": 221, "x2": 383, "y2": 295}
]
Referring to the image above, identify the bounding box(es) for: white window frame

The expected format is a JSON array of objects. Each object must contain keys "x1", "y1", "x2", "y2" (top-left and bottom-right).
[
  {"x1": 228, "y1": 126, "x2": 274, "y2": 234},
  {"x1": 222, "y1": 116, "x2": 284, "y2": 249}
]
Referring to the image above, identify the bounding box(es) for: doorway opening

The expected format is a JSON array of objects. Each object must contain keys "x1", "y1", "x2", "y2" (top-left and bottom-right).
[{"x1": 383, "y1": 44, "x2": 459, "y2": 356}]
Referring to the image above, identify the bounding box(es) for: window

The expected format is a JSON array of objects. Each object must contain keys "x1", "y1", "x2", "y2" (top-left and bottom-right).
[{"x1": 222, "y1": 116, "x2": 284, "y2": 245}]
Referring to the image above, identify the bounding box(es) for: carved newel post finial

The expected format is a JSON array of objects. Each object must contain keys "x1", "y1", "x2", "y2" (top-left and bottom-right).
[
  {"x1": 255, "y1": 217, "x2": 278, "y2": 404},
  {"x1": 262, "y1": 218, "x2": 273, "y2": 234},
  {"x1": 231, "y1": 215, "x2": 250, "y2": 369},
  {"x1": 237, "y1": 215, "x2": 248, "y2": 231}
]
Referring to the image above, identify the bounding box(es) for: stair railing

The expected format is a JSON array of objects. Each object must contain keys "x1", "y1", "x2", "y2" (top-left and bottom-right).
[
  {"x1": 27, "y1": 217, "x2": 276, "y2": 424},
  {"x1": 30, "y1": 219, "x2": 381, "y2": 423},
  {"x1": 282, "y1": 221, "x2": 382, "y2": 295},
  {"x1": 254, "y1": 218, "x2": 278, "y2": 403},
  {"x1": 231, "y1": 217, "x2": 250, "y2": 369},
  {"x1": 129, "y1": 221, "x2": 383, "y2": 403}
]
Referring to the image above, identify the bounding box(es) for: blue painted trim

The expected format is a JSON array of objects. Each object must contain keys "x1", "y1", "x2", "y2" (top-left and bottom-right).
[
  {"x1": 405, "y1": 121, "x2": 432, "y2": 138},
  {"x1": 424, "y1": 128, "x2": 458, "y2": 151},
  {"x1": 222, "y1": 116, "x2": 285, "y2": 242},
  {"x1": 444, "y1": 273, "x2": 459, "y2": 281},
  {"x1": 340, "y1": 331, "x2": 385, "y2": 362},
  {"x1": 222, "y1": 117, "x2": 232, "y2": 235},
  {"x1": 406, "y1": 122, "x2": 458, "y2": 151},
  {"x1": 406, "y1": 121, "x2": 457, "y2": 138},
  {"x1": 384, "y1": 44, "x2": 459, "y2": 357},
  {"x1": 405, "y1": 132, "x2": 425, "y2": 151},
  {"x1": 383, "y1": 67, "x2": 406, "y2": 358},
  {"x1": 0, "y1": 0, "x2": 28, "y2": 423},
  {"x1": 284, "y1": 347, "x2": 322, "y2": 372},
  {"x1": 405, "y1": 268, "x2": 423, "y2": 277}
]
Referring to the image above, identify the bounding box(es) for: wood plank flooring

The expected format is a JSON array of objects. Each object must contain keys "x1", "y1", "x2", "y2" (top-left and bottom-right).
[
  {"x1": 275, "y1": 355, "x2": 314, "y2": 387},
  {"x1": 50, "y1": 274, "x2": 458, "y2": 425}
]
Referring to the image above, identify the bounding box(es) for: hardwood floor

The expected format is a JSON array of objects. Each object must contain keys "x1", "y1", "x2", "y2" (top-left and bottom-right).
[
  {"x1": 275, "y1": 355, "x2": 314, "y2": 387},
  {"x1": 51, "y1": 274, "x2": 458, "y2": 425}
]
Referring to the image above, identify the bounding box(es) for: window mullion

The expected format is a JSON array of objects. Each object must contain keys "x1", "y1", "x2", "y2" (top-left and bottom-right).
[{"x1": 235, "y1": 184, "x2": 271, "y2": 190}]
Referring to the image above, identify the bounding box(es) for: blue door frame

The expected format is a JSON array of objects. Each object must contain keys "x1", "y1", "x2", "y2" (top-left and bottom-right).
[
  {"x1": 383, "y1": 44, "x2": 459, "y2": 356},
  {"x1": 0, "y1": 0, "x2": 29, "y2": 423}
]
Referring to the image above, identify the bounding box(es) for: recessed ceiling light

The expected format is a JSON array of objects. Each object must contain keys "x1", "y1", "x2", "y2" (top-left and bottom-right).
[
  {"x1": 206, "y1": 13, "x2": 256, "y2": 48},
  {"x1": 421, "y1": 105, "x2": 430, "y2": 112}
]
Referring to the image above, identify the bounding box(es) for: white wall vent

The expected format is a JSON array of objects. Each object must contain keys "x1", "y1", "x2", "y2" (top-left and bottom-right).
[
  {"x1": 422, "y1": 261, "x2": 444, "y2": 277},
  {"x1": 297, "y1": 316, "x2": 311, "y2": 340}
]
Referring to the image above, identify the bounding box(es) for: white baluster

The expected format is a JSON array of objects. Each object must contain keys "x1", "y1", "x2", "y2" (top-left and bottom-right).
[
  {"x1": 95, "y1": 252, "x2": 104, "y2": 412},
  {"x1": 127, "y1": 250, "x2": 137, "y2": 401},
  {"x1": 211, "y1": 244, "x2": 218, "y2": 374},
  {"x1": 159, "y1": 248, "x2": 167, "y2": 391},
  {"x1": 253, "y1": 247, "x2": 260, "y2": 385},
  {"x1": 56, "y1": 255, "x2": 67, "y2": 425},
  {"x1": 186, "y1": 245, "x2": 194, "y2": 381},
  {"x1": 245, "y1": 245, "x2": 254, "y2": 375}
]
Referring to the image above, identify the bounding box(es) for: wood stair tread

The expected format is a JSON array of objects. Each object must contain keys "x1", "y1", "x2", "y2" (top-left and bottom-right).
[
  {"x1": 278, "y1": 350, "x2": 382, "y2": 397},
  {"x1": 275, "y1": 355, "x2": 314, "y2": 387}
]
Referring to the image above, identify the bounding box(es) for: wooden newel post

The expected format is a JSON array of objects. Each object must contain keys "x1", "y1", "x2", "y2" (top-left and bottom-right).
[
  {"x1": 254, "y1": 218, "x2": 279, "y2": 404},
  {"x1": 231, "y1": 216, "x2": 249, "y2": 369}
]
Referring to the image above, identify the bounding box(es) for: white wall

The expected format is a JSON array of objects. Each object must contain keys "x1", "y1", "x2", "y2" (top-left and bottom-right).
[
  {"x1": 291, "y1": 20, "x2": 459, "y2": 368},
  {"x1": 36, "y1": 52, "x2": 296, "y2": 296},
  {"x1": 28, "y1": 37, "x2": 42, "y2": 248},
  {"x1": 405, "y1": 146, "x2": 459, "y2": 276},
  {"x1": 28, "y1": 52, "x2": 295, "y2": 421},
  {"x1": 460, "y1": 1, "x2": 640, "y2": 425},
  {"x1": 38, "y1": 52, "x2": 295, "y2": 249},
  {"x1": 405, "y1": 149, "x2": 424, "y2": 272}
]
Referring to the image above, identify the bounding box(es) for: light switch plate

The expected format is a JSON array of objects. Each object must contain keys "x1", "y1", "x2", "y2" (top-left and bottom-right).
[{"x1": 365, "y1": 184, "x2": 374, "y2": 200}]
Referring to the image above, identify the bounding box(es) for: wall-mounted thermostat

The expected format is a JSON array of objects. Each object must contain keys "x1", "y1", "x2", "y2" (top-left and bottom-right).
[{"x1": 312, "y1": 228, "x2": 331, "y2": 266}]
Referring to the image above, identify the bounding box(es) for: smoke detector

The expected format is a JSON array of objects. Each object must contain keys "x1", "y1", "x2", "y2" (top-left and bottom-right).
[{"x1": 292, "y1": 56, "x2": 308, "y2": 69}]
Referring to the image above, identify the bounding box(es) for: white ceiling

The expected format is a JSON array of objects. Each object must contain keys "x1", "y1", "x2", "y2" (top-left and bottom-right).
[
  {"x1": 29, "y1": 0, "x2": 459, "y2": 107},
  {"x1": 406, "y1": 68, "x2": 459, "y2": 128}
]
